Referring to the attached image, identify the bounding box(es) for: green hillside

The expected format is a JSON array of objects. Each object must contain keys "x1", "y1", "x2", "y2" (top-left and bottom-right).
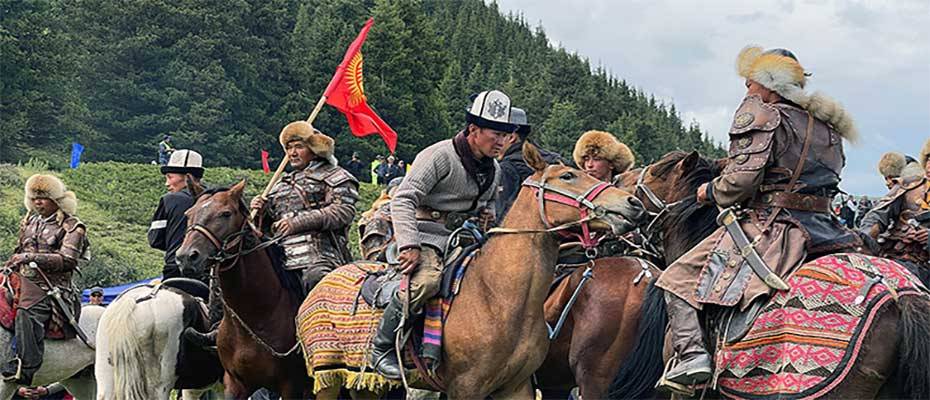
[{"x1": 0, "y1": 162, "x2": 380, "y2": 288}]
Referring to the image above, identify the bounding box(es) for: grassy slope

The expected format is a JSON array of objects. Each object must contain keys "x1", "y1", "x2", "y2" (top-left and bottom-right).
[{"x1": 0, "y1": 162, "x2": 379, "y2": 288}]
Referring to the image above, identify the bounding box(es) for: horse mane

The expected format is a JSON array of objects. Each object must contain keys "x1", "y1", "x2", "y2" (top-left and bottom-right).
[
  {"x1": 199, "y1": 185, "x2": 304, "y2": 301},
  {"x1": 650, "y1": 151, "x2": 722, "y2": 264}
]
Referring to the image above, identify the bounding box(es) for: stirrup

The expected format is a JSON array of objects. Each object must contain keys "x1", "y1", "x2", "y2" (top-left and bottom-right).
[
  {"x1": 1, "y1": 358, "x2": 21, "y2": 382},
  {"x1": 655, "y1": 357, "x2": 696, "y2": 396}
]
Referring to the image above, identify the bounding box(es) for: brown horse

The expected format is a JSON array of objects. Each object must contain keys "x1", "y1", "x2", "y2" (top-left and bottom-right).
[
  {"x1": 606, "y1": 155, "x2": 930, "y2": 399},
  {"x1": 175, "y1": 181, "x2": 310, "y2": 399},
  {"x1": 300, "y1": 143, "x2": 646, "y2": 399},
  {"x1": 536, "y1": 151, "x2": 721, "y2": 399}
]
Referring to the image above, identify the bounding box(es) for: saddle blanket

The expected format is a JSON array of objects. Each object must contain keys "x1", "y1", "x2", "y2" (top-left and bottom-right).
[
  {"x1": 0, "y1": 273, "x2": 74, "y2": 340},
  {"x1": 715, "y1": 253, "x2": 926, "y2": 399}
]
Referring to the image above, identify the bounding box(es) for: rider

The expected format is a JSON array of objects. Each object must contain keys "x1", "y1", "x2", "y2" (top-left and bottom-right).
[
  {"x1": 572, "y1": 130, "x2": 635, "y2": 185},
  {"x1": 655, "y1": 46, "x2": 861, "y2": 386},
  {"x1": 148, "y1": 149, "x2": 207, "y2": 282},
  {"x1": 859, "y1": 139, "x2": 930, "y2": 283},
  {"x1": 878, "y1": 151, "x2": 922, "y2": 190},
  {"x1": 1, "y1": 175, "x2": 88, "y2": 385},
  {"x1": 250, "y1": 121, "x2": 359, "y2": 294},
  {"x1": 369, "y1": 90, "x2": 515, "y2": 379},
  {"x1": 496, "y1": 107, "x2": 564, "y2": 222}
]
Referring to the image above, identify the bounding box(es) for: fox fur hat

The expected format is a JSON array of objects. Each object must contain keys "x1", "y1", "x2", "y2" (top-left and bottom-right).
[
  {"x1": 24, "y1": 174, "x2": 77, "y2": 215},
  {"x1": 737, "y1": 45, "x2": 858, "y2": 143},
  {"x1": 572, "y1": 130, "x2": 635, "y2": 174},
  {"x1": 279, "y1": 120, "x2": 337, "y2": 166},
  {"x1": 878, "y1": 152, "x2": 907, "y2": 178},
  {"x1": 921, "y1": 138, "x2": 930, "y2": 169}
]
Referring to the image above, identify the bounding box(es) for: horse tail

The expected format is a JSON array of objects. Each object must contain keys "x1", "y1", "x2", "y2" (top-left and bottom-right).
[
  {"x1": 102, "y1": 292, "x2": 152, "y2": 400},
  {"x1": 606, "y1": 280, "x2": 667, "y2": 399},
  {"x1": 897, "y1": 294, "x2": 930, "y2": 399}
]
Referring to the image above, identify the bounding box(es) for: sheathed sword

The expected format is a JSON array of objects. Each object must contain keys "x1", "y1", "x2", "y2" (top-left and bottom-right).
[
  {"x1": 29, "y1": 262, "x2": 93, "y2": 348},
  {"x1": 715, "y1": 208, "x2": 790, "y2": 290}
]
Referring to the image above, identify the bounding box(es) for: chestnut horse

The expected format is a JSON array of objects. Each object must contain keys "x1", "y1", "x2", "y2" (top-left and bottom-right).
[
  {"x1": 536, "y1": 151, "x2": 721, "y2": 399},
  {"x1": 302, "y1": 143, "x2": 646, "y2": 399},
  {"x1": 606, "y1": 154, "x2": 930, "y2": 399},
  {"x1": 175, "y1": 181, "x2": 309, "y2": 399}
]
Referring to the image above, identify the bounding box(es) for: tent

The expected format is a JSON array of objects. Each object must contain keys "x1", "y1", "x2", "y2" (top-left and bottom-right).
[{"x1": 81, "y1": 276, "x2": 161, "y2": 305}]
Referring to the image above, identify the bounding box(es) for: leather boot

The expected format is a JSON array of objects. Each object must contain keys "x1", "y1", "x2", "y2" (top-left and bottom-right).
[
  {"x1": 370, "y1": 296, "x2": 404, "y2": 379},
  {"x1": 664, "y1": 292, "x2": 712, "y2": 385}
]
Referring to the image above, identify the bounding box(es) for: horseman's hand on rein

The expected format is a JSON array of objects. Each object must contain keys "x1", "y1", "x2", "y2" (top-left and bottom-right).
[
  {"x1": 398, "y1": 248, "x2": 421, "y2": 274},
  {"x1": 273, "y1": 219, "x2": 293, "y2": 236},
  {"x1": 696, "y1": 183, "x2": 709, "y2": 204},
  {"x1": 250, "y1": 196, "x2": 266, "y2": 211}
]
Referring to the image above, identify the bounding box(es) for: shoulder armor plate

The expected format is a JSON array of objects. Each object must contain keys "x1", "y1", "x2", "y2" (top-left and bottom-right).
[
  {"x1": 62, "y1": 216, "x2": 85, "y2": 233},
  {"x1": 730, "y1": 95, "x2": 781, "y2": 135},
  {"x1": 324, "y1": 167, "x2": 358, "y2": 187}
]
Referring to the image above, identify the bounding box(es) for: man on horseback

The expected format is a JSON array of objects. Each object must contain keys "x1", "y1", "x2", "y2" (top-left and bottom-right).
[
  {"x1": 496, "y1": 107, "x2": 564, "y2": 222},
  {"x1": 573, "y1": 130, "x2": 635, "y2": 185},
  {"x1": 878, "y1": 151, "x2": 923, "y2": 190},
  {"x1": 369, "y1": 90, "x2": 515, "y2": 379},
  {"x1": 250, "y1": 121, "x2": 359, "y2": 293},
  {"x1": 149, "y1": 149, "x2": 207, "y2": 281},
  {"x1": 1, "y1": 175, "x2": 88, "y2": 385},
  {"x1": 655, "y1": 46, "x2": 860, "y2": 387},
  {"x1": 860, "y1": 139, "x2": 930, "y2": 283}
]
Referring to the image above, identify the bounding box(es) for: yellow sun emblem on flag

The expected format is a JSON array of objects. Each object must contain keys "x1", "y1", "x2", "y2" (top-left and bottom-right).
[{"x1": 345, "y1": 52, "x2": 367, "y2": 107}]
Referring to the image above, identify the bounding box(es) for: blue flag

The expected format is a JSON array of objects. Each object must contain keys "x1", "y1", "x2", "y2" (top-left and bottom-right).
[{"x1": 70, "y1": 142, "x2": 84, "y2": 169}]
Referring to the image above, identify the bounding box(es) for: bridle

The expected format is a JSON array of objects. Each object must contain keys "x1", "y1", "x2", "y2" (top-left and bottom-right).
[
  {"x1": 185, "y1": 198, "x2": 281, "y2": 273},
  {"x1": 632, "y1": 165, "x2": 687, "y2": 257},
  {"x1": 488, "y1": 165, "x2": 614, "y2": 256}
]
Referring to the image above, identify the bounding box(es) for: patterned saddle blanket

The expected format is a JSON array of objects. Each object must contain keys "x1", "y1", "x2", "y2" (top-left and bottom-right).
[
  {"x1": 0, "y1": 273, "x2": 75, "y2": 340},
  {"x1": 715, "y1": 253, "x2": 926, "y2": 399}
]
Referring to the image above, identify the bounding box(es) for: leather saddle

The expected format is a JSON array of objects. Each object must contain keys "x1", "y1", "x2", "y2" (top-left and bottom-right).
[{"x1": 160, "y1": 277, "x2": 210, "y2": 302}]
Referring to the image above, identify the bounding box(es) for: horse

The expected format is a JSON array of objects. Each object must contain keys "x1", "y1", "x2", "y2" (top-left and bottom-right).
[
  {"x1": 606, "y1": 155, "x2": 930, "y2": 399},
  {"x1": 94, "y1": 281, "x2": 223, "y2": 400},
  {"x1": 175, "y1": 181, "x2": 310, "y2": 399},
  {"x1": 298, "y1": 142, "x2": 646, "y2": 399},
  {"x1": 536, "y1": 151, "x2": 721, "y2": 399},
  {"x1": 0, "y1": 304, "x2": 103, "y2": 400}
]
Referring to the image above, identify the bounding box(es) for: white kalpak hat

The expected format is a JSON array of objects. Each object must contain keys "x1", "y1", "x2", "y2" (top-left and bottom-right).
[
  {"x1": 161, "y1": 149, "x2": 204, "y2": 178},
  {"x1": 465, "y1": 90, "x2": 518, "y2": 133}
]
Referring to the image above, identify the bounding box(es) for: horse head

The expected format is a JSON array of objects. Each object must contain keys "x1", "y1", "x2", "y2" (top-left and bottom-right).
[
  {"x1": 176, "y1": 179, "x2": 250, "y2": 276},
  {"x1": 518, "y1": 142, "x2": 646, "y2": 240}
]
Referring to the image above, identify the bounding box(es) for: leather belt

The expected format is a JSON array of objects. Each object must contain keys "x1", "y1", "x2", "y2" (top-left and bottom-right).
[{"x1": 751, "y1": 191, "x2": 831, "y2": 213}]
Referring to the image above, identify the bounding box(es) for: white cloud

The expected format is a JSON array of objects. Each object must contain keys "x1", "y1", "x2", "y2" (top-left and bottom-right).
[{"x1": 497, "y1": 0, "x2": 930, "y2": 196}]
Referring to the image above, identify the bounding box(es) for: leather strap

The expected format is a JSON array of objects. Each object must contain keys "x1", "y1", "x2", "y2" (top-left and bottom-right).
[
  {"x1": 751, "y1": 191, "x2": 831, "y2": 213},
  {"x1": 763, "y1": 111, "x2": 814, "y2": 230}
]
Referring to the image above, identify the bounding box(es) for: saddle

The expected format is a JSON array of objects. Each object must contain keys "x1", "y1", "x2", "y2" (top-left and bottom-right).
[{"x1": 0, "y1": 273, "x2": 75, "y2": 340}]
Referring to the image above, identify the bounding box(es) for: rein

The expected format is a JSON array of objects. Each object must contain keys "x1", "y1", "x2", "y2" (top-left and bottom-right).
[
  {"x1": 487, "y1": 166, "x2": 612, "y2": 254},
  {"x1": 633, "y1": 166, "x2": 688, "y2": 256}
]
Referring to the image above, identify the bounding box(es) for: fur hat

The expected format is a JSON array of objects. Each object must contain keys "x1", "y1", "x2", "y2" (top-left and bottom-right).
[
  {"x1": 572, "y1": 130, "x2": 635, "y2": 174},
  {"x1": 24, "y1": 174, "x2": 77, "y2": 215},
  {"x1": 921, "y1": 138, "x2": 930, "y2": 169},
  {"x1": 737, "y1": 45, "x2": 858, "y2": 143},
  {"x1": 878, "y1": 152, "x2": 906, "y2": 178},
  {"x1": 279, "y1": 121, "x2": 337, "y2": 166}
]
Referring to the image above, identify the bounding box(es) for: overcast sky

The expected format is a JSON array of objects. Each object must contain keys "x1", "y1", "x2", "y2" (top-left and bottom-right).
[{"x1": 496, "y1": 0, "x2": 930, "y2": 196}]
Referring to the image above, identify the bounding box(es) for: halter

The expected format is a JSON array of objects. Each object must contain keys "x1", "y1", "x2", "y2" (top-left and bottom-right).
[
  {"x1": 185, "y1": 200, "x2": 280, "y2": 273},
  {"x1": 489, "y1": 166, "x2": 613, "y2": 254},
  {"x1": 632, "y1": 165, "x2": 686, "y2": 258}
]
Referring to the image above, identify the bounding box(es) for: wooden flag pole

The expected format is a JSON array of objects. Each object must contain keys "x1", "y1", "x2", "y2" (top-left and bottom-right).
[{"x1": 250, "y1": 95, "x2": 328, "y2": 219}]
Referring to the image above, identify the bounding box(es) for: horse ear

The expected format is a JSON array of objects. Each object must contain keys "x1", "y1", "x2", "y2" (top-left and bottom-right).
[
  {"x1": 680, "y1": 151, "x2": 701, "y2": 170},
  {"x1": 523, "y1": 141, "x2": 547, "y2": 172},
  {"x1": 229, "y1": 179, "x2": 247, "y2": 199},
  {"x1": 186, "y1": 175, "x2": 204, "y2": 198}
]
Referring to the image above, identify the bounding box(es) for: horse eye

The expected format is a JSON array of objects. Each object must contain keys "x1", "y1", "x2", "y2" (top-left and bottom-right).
[
  {"x1": 559, "y1": 172, "x2": 575, "y2": 181},
  {"x1": 220, "y1": 211, "x2": 233, "y2": 218}
]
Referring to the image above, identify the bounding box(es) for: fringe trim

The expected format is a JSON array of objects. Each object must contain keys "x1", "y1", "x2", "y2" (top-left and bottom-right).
[{"x1": 311, "y1": 368, "x2": 404, "y2": 395}]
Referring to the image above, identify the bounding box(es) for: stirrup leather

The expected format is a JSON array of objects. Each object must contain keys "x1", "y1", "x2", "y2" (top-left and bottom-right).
[{"x1": 655, "y1": 357, "x2": 696, "y2": 396}]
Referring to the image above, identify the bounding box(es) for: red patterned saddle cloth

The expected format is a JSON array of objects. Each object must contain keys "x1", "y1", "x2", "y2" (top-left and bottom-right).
[
  {"x1": 716, "y1": 253, "x2": 926, "y2": 399},
  {"x1": 0, "y1": 274, "x2": 74, "y2": 340}
]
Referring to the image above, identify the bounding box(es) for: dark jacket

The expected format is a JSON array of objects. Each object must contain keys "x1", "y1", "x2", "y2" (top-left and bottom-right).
[
  {"x1": 496, "y1": 139, "x2": 565, "y2": 222},
  {"x1": 148, "y1": 188, "x2": 196, "y2": 272},
  {"x1": 344, "y1": 159, "x2": 368, "y2": 182}
]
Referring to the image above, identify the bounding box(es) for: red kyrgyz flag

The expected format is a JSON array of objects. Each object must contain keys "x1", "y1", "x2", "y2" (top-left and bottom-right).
[
  {"x1": 324, "y1": 18, "x2": 398, "y2": 153},
  {"x1": 260, "y1": 150, "x2": 270, "y2": 174}
]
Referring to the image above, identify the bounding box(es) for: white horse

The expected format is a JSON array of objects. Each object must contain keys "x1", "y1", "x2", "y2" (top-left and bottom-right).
[
  {"x1": 0, "y1": 304, "x2": 103, "y2": 400},
  {"x1": 95, "y1": 283, "x2": 222, "y2": 400}
]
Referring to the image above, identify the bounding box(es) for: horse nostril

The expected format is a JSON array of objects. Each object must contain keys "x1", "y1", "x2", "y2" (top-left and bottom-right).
[
  {"x1": 628, "y1": 196, "x2": 644, "y2": 210},
  {"x1": 189, "y1": 250, "x2": 200, "y2": 262}
]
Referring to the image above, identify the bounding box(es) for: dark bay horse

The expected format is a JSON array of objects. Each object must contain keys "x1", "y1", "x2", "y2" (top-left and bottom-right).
[
  {"x1": 536, "y1": 151, "x2": 721, "y2": 399},
  {"x1": 606, "y1": 155, "x2": 930, "y2": 399},
  {"x1": 301, "y1": 143, "x2": 646, "y2": 399},
  {"x1": 176, "y1": 181, "x2": 309, "y2": 398}
]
